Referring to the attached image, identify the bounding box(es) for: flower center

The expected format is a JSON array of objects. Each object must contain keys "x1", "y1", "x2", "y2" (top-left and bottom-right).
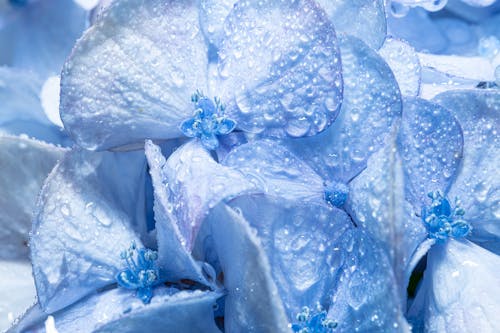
[
  {"x1": 179, "y1": 91, "x2": 237, "y2": 150},
  {"x1": 116, "y1": 241, "x2": 159, "y2": 304},
  {"x1": 324, "y1": 181, "x2": 349, "y2": 208},
  {"x1": 291, "y1": 305, "x2": 337, "y2": 333},
  {"x1": 421, "y1": 191, "x2": 471, "y2": 242}
]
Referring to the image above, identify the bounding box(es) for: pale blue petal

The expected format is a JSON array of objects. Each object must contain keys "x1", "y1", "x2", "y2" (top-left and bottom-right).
[
  {"x1": 154, "y1": 140, "x2": 256, "y2": 253},
  {"x1": 387, "y1": 8, "x2": 447, "y2": 53},
  {"x1": 433, "y1": 90, "x2": 500, "y2": 253},
  {"x1": 0, "y1": 261, "x2": 36, "y2": 332},
  {"x1": 144, "y1": 140, "x2": 210, "y2": 284},
  {"x1": 408, "y1": 240, "x2": 500, "y2": 332},
  {"x1": 217, "y1": 0, "x2": 343, "y2": 138},
  {"x1": 0, "y1": 0, "x2": 87, "y2": 77},
  {"x1": 347, "y1": 134, "x2": 427, "y2": 298},
  {"x1": 199, "y1": 0, "x2": 237, "y2": 47},
  {"x1": 285, "y1": 35, "x2": 402, "y2": 183},
  {"x1": 10, "y1": 287, "x2": 222, "y2": 333},
  {"x1": 0, "y1": 67, "x2": 68, "y2": 145},
  {"x1": 202, "y1": 201, "x2": 290, "y2": 332},
  {"x1": 60, "y1": 0, "x2": 209, "y2": 150},
  {"x1": 447, "y1": 0, "x2": 500, "y2": 23},
  {"x1": 317, "y1": 0, "x2": 387, "y2": 49},
  {"x1": 224, "y1": 194, "x2": 352, "y2": 320},
  {"x1": 398, "y1": 97, "x2": 463, "y2": 207},
  {"x1": 0, "y1": 135, "x2": 66, "y2": 260},
  {"x1": 222, "y1": 140, "x2": 324, "y2": 202},
  {"x1": 31, "y1": 148, "x2": 148, "y2": 313},
  {"x1": 216, "y1": 117, "x2": 237, "y2": 135},
  {"x1": 326, "y1": 229, "x2": 410, "y2": 332},
  {"x1": 378, "y1": 37, "x2": 421, "y2": 97}
]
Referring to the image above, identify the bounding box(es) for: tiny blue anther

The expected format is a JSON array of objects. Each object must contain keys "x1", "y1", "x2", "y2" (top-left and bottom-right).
[
  {"x1": 116, "y1": 242, "x2": 159, "y2": 304},
  {"x1": 324, "y1": 181, "x2": 349, "y2": 208},
  {"x1": 291, "y1": 304, "x2": 338, "y2": 333},
  {"x1": 180, "y1": 91, "x2": 237, "y2": 150},
  {"x1": 421, "y1": 191, "x2": 472, "y2": 242}
]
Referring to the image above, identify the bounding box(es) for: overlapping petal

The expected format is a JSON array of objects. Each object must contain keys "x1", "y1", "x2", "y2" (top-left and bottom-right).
[
  {"x1": 397, "y1": 97, "x2": 463, "y2": 207},
  {"x1": 285, "y1": 35, "x2": 402, "y2": 183},
  {"x1": 31, "y1": 148, "x2": 148, "y2": 312},
  {"x1": 8, "y1": 287, "x2": 222, "y2": 333},
  {"x1": 433, "y1": 90, "x2": 500, "y2": 253},
  {"x1": 61, "y1": 0, "x2": 209, "y2": 150},
  {"x1": 0, "y1": 135, "x2": 66, "y2": 260}
]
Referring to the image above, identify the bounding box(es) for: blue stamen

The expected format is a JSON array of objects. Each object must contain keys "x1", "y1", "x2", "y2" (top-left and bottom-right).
[
  {"x1": 116, "y1": 241, "x2": 159, "y2": 304},
  {"x1": 180, "y1": 91, "x2": 237, "y2": 150},
  {"x1": 421, "y1": 191, "x2": 472, "y2": 242},
  {"x1": 291, "y1": 304, "x2": 337, "y2": 333},
  {"x1": 324, "y1": 181, "x2": 349, "y2": 208}
]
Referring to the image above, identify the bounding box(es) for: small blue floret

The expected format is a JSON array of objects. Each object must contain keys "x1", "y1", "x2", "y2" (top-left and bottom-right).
[
  {"x1": 179, "y1": 91, "x2": 237, "y2": 150},
  {"x1": 421, "y1": 191, "x2": 471, "y2": 242},
  {"x1": 116, "y1": 242, "x2": 159, "y2": 304},
  {"x1": 291, "y1": 305, "x2": 337, "y2": 333},
  {"x1": 324, "y1": 181, "x2": 349, "y2": 208}
]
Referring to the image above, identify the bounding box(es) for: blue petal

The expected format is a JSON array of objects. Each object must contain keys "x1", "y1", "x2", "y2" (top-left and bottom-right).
[
  {"x1": 217, "y1": 0, "x2": 343, "y2": 138},
  {"x1": 326, "y1": 229, "x2": 410, "y2": 332},
  {"x1": 347, "y1": 134, "x2": 427, "y2": 297},
  {"x1": 179, "y1": 118, "x2": 198, "y2": 138},
  {"x1": 216, "y1": 117, "x2": 237, "y2": 135},
  {"x1": 201, "y1": 200, "x2": 290, "y2": 332},
  {"x1": 200, "y1": 133, "x2": 220, "y2": 151},
  {"x1": 11, "y1": 287, "x2": 223, "y2": 333},
  {"x1": 60, "y1": 0, "x2": 209, "y2": 150},
  {"x1": 0, "y1": 135, "x2": 66, "y2": 260},
  {"x1": 378, "y1": 37, "x2": 421, "y2": 97},
  {"x1": 433, "y1": 90, "x2": 500, "y2": 253},
  {"x1": 199, "y1": 0, "x2": 237, "y2": 47},
  {"x1": 398, "y1": 97, "x2": 463, "y2": 207},
  {"x1": 31, "y1": 148, "x2": 148, "y2": 313},
  {"x1": 223, "y1": 194, "x2": 352, "y2": 320},
  {"x1": 0, "y1": 67, "x2": 69, "y2": 145},
  {"x1": 116, "y1": 269, "x2": 140, "y2": 290},
  {"x1": 152, "y1": 139, "x2": 255, "y2": 252},
  {"x1": 316, "y1": 0, "x2": 387, "y2": 49},
  {"x1": 222, "y1": 140, "x2": 324, "y2": 202},
  {"x1": 387, "y1": 7, "x2": 448, "y2": 54},
  {"x1": 144, "y1": 140, "x2": 211, "y2": 284},
  {"x1": 0, "y1": 260, "x2": 36, "y2": 331},
  {"x1": 0, "y1": 0, "x2": 87, "y2": 77},
  {"x1": 408, "y1": 240, "x2": 500, "y2": 332},
  {"x1": 285, "y1": 35, "x2": 402, "y2": 183}
]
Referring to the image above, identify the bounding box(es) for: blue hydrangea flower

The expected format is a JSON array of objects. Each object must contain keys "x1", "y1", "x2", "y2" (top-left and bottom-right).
[{"x1": 58, "y1": 0, "x2": 343, "y2": 151}]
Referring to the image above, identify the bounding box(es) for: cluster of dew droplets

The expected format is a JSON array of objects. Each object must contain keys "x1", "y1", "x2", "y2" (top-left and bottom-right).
[{"x1": 389, "y1": 0, "x2": 448, "y2": 18}]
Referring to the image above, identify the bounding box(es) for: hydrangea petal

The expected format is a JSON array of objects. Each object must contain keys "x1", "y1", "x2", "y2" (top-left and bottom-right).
[
  {"x1": 0, "y1": 135, "x2": 66, "y2": 260},
  {"x1": 387, "y1": 8, "x2": 447, "y2": 53},
  {"x1": 316, "y1": 0, "x2": 387, "y2": 49},
  {"x1": 222, "y1": 140, "x2": 324, "y2": 202},
  {"x1": 10, "y1": 287, "x2": 222, "y2": 333},
  {"x1": 202, "y1": 201, "x2": 290, "y2": 332},
  {"x1": 433, "y1": 90, "x2": 500, "y2": 252},
  {"x1": 285, "y1": 35, "x2": 402, "y2": 183},
  {"x1": 0, "y1": 67, "x2": 68, "y2": 145},
  {"x1": 144, "y1": 140, "x2": 210, "y2": 284},
  {"x1": 0, "y1": 0, "x2": 87, "y2": 77},
  {"x1": 199, "y1": 0, "x2": 237, "y2": 47},
  {"x1": 418, "y1": 53, "x2": 496, "y2": 82},
  {"x1": 60, "y1": 0, "x2": 209, "y2": 150},
  {"x1": 378, "y1": 37, "x2": 421, "y2": 97},
  {"x1": 154, "y1": 140, "x2": 256, "y2": 253},
  {"x1": 0, "y1": 261, "x2": 36, "y2": 332},
  {"x1": 225, "y1": 194, "x2": 352, "y2": 319},
  {"x1": 447, "y1": 0, "x2": 500, "y2": 23},
  {"x1": 408, "y1": 240, "x2": 500, "y2": 332},
  {"x1": 31, "y1": 148, "x2": 148, "y2": 313},
  {"x1": 398, "y1": 97, "x2": 463, "y2": 206},
  {"x1": 327, "y1": 229, "x2": 410, "y2": 332},
  {"x1": 217, "y1": 0, "x2": 343, "y2": 138},
  {"x1": 347, "y1": 132, "x2": 427, "y2": 297}
]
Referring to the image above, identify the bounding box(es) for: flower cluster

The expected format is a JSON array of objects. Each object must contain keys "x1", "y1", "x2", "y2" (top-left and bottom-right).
[{"x1": 0, "y1": 1, "x2": 499, "y2": 333}]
